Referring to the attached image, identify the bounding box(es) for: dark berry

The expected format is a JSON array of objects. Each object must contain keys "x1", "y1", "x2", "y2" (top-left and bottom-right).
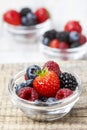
[
  {"x1": 26, "y1": 65, "x2": 41, "y2": 79},
  {"x1": 20, "y1": 7, "x2": 31, "y2": 16},
  {"x1": 56, "y1": 88, "x2": 73, "y2": 100},
  {"x1": 70, "y1": 42, "x2": 80, "y2": 48},
  {"x1": 17, "y1": 87, "x2": 39, "y2": 101},
  {"x1": 39, "y1": 97, "x2": 48, "y2": 102},
  {"x1": 16, "y1": 82, "x2": 26, "y2": 93},
  {"x1": 42, "y1": 37, "x2": 50, "y2": 46},
  {"x1": 43, "y1": 29, "x2": 57, "y2": 40},
  {"x1": 21, "y1": 12, "x2": 37, "y2": 26},
  {"x1": 25, "y1": 79, "x2": 33, "y2": 87},
  {"x1": 56, "y1": 31, "x2": 69, "y2": 42},
  {"x1": 59, "y1": 72, "x2": 78, "y2": 91},
  {"x1": 46, "y1": 97, "x2": 57, "y2": 103},
  {"x1": 69, "y1": 31, "x2": 80, "y2": 43}
]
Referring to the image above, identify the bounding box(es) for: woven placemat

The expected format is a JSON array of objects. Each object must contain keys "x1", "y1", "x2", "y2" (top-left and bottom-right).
[{"x1": 0, "y1": 61, "x2": 87, "y2": 130}]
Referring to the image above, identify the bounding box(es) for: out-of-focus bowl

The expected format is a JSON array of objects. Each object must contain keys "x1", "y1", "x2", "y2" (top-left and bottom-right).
[
  {"x1": 39, "y1": 39, "x2": 87, "y2": 60},
  {"x1": 8, "y1": 69, "x2": 82, "y2": 121},
  {"x1": 3, "y1": 19, "x2": 53, "y2": 43}
]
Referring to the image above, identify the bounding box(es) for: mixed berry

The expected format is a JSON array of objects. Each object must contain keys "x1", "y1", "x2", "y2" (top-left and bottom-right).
[
  {"x1": 16, "y1": 61, "x2": 78, "y2": 104},
  {"x1": 42, "y1": 21, "x2": 87, "y2": 49},
  {"x1": 3, "y1": 7, "x2": 50, "y2": 26}
]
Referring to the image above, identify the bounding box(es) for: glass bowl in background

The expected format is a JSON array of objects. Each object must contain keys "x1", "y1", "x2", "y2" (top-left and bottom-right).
[
  {"x1": 39, "y1": 30, "x2": 87, "y2": 60},
  {"x1": 8, "y1": 69, "x2": 82, "y2": 121},
  {"x1": 3, "y1": 19, "x2": 53, "y2": 43},
  {"x1": 39, "y1": 39, "x2": 87, "y2": 60}
]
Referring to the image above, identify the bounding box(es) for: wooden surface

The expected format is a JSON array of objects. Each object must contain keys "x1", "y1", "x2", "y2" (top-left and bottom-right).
[{"x1": 0, "y1": 61, "x2": 87, "y2": 130}]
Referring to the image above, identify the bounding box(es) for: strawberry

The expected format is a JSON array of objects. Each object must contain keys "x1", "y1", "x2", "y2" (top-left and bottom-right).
[
  {"x1": 33, "y1": 69, "x2": 60, "y2": 97},
  {"x1": 64, "y1": 21, "x2": 82, "y2": 33},
  {"x1": 35, "y1": 8, "x2": 49, "y2": 23},
  {"x1": 49, "y1": 39, "x2": 60, "y2": 48},
  {"x1": 3, "y1": 10, "x2": 21, "y2": 26}
]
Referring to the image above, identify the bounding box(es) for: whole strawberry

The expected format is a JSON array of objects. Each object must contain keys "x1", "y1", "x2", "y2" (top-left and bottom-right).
[
  {"x1": 43, "y1": 61, "x2": 61, "y2": 75},
  {"x1": 64, "y1": 21, "x2": 82, "y2": 33},
  {"x1": 35, "y1": 7, "x2": 50, "y2": 23},
  {"x1": 3, "y1": 10, "x2": 21, "y2": 26},
  {"x1": 33, "y1": 69, "x2": 60, "y2": 97}
]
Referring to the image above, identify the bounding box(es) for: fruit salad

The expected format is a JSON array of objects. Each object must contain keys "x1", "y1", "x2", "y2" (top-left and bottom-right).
[
  {"x1": 3, "y1": 7, "x2": 50, "y2": 26},
  {"x1": 16, "y1": 61, "x2": 78, "y2": 104},
  {"x1": 42, "y1": 21, "x2": 87, "y2": 49}
]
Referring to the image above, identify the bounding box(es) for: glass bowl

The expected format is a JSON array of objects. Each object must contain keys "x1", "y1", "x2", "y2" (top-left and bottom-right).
[
  {"x1": 3, "y1": 19, "x2": 53, "y2": 43},
  {"x1": 39, "y1": 41, "x2": 87, "y2": 60},
  {"x1": 8, "y1": 69, "x2": 82, "y2": 121}
]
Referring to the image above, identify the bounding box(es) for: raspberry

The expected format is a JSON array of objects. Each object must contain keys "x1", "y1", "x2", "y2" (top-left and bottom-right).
[
  {"x1": 43, "y1": 61, "x2": 61, "y2": 75},
  {"x1": 79, "y1": 34, "x2": 87, "y2": 44},
  {"x1": 56, "y1": 88, "x2": 73, "y2": 100},
  {"x1": 59, "y1": 42, "x2": 69, "y2": 49},
  {"x1": 59, "y1": 72, "x2": 78, "y2": 91},
  {"x1": 17, "y1": 87, "x2": 39, "y2": 101},
  {"x1": 56, "y1": 31, "x2": 69, "y2": 42}
]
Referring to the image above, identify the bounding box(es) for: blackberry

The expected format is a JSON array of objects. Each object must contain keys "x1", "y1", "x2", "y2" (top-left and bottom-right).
[
  {"x1": 59, "y1": 72, "x2": 78, "y2": 91},
  {"x1": 43, "y1": 29, "x2": 57, "y2": 40},
  {"x1": 56, "y1": 31, "x2": 69, "y2": 42},
  {"x1": 70, "y1": 42, "x2": 80, "y2": 48},
  {"x1": 20, "y1": 7, "x2": 31, "y2": 17}
]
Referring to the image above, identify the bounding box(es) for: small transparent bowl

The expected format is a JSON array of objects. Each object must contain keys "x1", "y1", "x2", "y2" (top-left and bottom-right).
[
  {"x1": 8, "y1": 69, "x2": 82, "y2": 121},
  {"x1": 39, "y1": 31, "x2": 87, "y2": 60},
  {"x1": 3, "y1": 19, "x2": 53, "y2": 43}
]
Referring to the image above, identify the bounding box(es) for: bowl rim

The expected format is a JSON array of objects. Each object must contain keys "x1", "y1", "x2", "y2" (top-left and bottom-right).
[{"x1": 8, "y1": 69, "x2": 82, "y2": 108}]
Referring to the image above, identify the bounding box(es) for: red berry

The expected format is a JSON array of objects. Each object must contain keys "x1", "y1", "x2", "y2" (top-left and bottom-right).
[
  {"x1": 35, "y1": 8, "x2": 49, "y2": 23},
  {"x1": 24, "y1": 74, "x2": 29, "y2": 80},
  {"x1": 49, "y1": 39, "x2": 60, "y2": 48},
  {"x1": 43, "y1": 61, "x2": 61, "y2": 75},
  {"x1": 33, "y1": 70, "x2": 60, "y2": 97},
  {"x1": 18, "y1": 87, "x2": 39, "y2": 101},
  {"x1": 59, "y1": 42, "x2": 69, "y2": 49},
  {"x1": 79, "y1": 34, "x2": 86, "y2": 44},
  {"x1": 64, "y1": 21, "x2": 82, "y2": 33},
  {"x1": 3, "y1": 10, "x2": 21, "y2": 26},
  {"x1": 56, "y1": 88, "x2": 73, "y2": 100}
]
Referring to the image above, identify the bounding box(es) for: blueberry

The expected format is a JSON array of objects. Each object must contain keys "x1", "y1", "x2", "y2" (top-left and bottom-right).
[
  {"x1": 70, "y1": 42, "x2": 80, "y2": 48},
  {"x1": 21, "y1": 12, "x2": 37, "y2": 26},
  {"x1": 26, "y1": 65, "x2": 41, "y2": 79},
  {"x1": 46, "y1": 97, "x2": 57, "y2": 103},
  {"x1": 25, "y1": 79, "x2": 33, "y2": 87},
  {"x1": 16, "y1": 82, "x2": 26, "y2": 93},
  {"x1": 69, "y1": 31, "x2": 80, "y2": 43},
  {"x1": 39, "y1": 97, "x2": 48, "y2": 102},
  {"x1": 20, "y1": 7, "x2": 31, "y2": 16},
  {"x1": 42, "y1": 37, "x2": 50, "y2": 46}
]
